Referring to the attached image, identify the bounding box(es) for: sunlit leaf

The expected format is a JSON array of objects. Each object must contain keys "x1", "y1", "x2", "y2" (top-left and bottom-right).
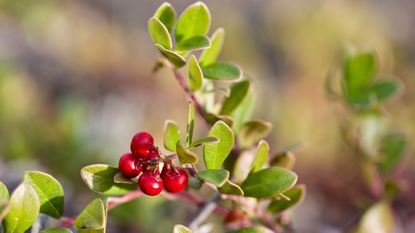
[
  {"x1": 343, "y1": 50, "x2": 377, "y2": 94},
  {"x1": 241, "y1": 167, "x2": 297, "y2": 198},
  {"x1": 203, "y1": 121, "x2": 234, "y2": 169},
  {"x1": 176, "y1": 36, "x2": 210, "y2": 51},
  {"x1": 175, "y1": 2, "x2": 210, "y2": 43},
  {"x1": 176, "y1": 143, "x2": 199, "y2": 164},
  {"x1": 74, "y1": 198, "x2": 106, "y2": 232},
  {"x1": 173, "y1": 224, "x2": 193, "y2": 233},
  {"x1": 356, "y1": 201, "x2": 394, "y2": 233},
  {"x1": 81, "y1": 164, "x2": 136, "y2": 196},
  {"x1": 251, "y1": 140, "x2": 269, "y2": 172},
  {"x1": 206, "y1": 113, "x2": 234, "y2": 128},
  {"x1": 164, "y1": 120, "x2": 181, "y2": 152},
  {"x1": 232, "y1": 89, "x2": 255, "y2": 132},
  {"x1": 188, "y1": 55, "x2": 204, "y2": 91},
  {"x1": 199, "y1": 28, "x2": 225, "y2": 67},
  {"x1": 0, "y1": 181, "x2": 8, "y2": 200},
  {"x1": 24, "y1": 171, "x2": 64, "y2": 218},
  {"x1": 197, "y1": 169, "x2": 229, "y2": 187},
  {"x1": 238, "y1": 120, "x2": 272, "y2": 149},
  {"x1": 220, "y1": 80, "x2": 250, "y2": 115},
  {"x1": 0, "y1": 181, "x2": 9, "y2": 221},
  {"x1": 268, "y1": 184, "x2": 306, "y2": 213},
  {"x1": 154, "y1": 2, "x2": 176, "y2": 32},
  {"x1": 186, "y1": 102, "x2": 195, "y2": 147},
  {"x1": 202, "y1": 62, "x2": 242, "y2": 81},
  {"x1": 3, "y1": 183, "x2": 40, "y2": 233},
  {"x1": 156, "y1": 44, "x2": 186, "y2": 67},
  {"x1": 148, "y1": 17, "x2": 172, "y2": 50}
]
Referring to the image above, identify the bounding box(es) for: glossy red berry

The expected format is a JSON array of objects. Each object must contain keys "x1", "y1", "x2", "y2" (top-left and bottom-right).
[
  {"x1": 138, "y1": 172, "x2": 163, "y2": 196},
  {"x1": 130, "y1": 131, "x2": 154, "y2": 158},
  {"x1": 147, "y1": 145, "x2": 159, "y2": 160},
  {"x1": 118, "y1": 153, "x2": 141, "y2": 178},
  {"x1": 161, "y1": 167, "x2": 188, "y2": 193}
]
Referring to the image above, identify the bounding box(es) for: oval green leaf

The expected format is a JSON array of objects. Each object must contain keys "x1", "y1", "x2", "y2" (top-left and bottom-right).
[
  {"x1": 370, "y1": 79, "x2": 400, "y2": 101},
  {"x1": 24, "y1": 171, "x2": 64, "y2": 219},
  {"x1": 74, "y1": 198, "x2": 106, "y2": 231},
  {"x1": 238, "y1": 120, "x2": 272, "y2": 149},
  {"x1": 268, "y1": 184, "x2": 306, "y2": 213},
  {"x1": 218, "y1": 180, "x2": 244, "y2": 196},
  {"x1": 3, "y1": 183, "x2": 40, "y2": 233},
  {"x1": 197, "y1": 169, "x2": 230, "y2": 187},
  {"x1": 199, "y1": 28, "x2": 225, "y2": 67},
  {"x1": 164, "y1": 120, "x2": 181, "y2": 152},
  {"x1": 81, "y1": 164, "x2": 137, "y2": 196},
  {"x1": 232, "y1": 89, "x2": 254, "y2": 132},
  {"x1": 148, "y1": 17, "x2": 172, "y2": 50},
  {"x1": 0, "y1": 181, "x2": 9, "y2": 221},
  {"x1": 0, "y1": 181, "x2": 8, "y2": 200},
  {"x1": 176, "y1": 143, "x2": 199, "y2": 164},
  {"x1": 241, "y1": 167, "x2": 298, "y2": 198},
  {"x1": 202, "y1": 62, "x2": 242, "y2": 81},
  {"x1": 188, "y1": 55, "x2": 203, "y2": 92},
  {"x1": 343, "y1": 50, "x2": 377, "y2": 94},
  {"x1": 175, "y1": 2, "x2": 210, "y2": 43},
  {"x1": 203, "y1": 120, "x2": 234, "y2": 169},
  {"x1": 154, "y1": 2, "x2": 176, "y2": 32},
  {"x1": 176, "y1": 36, "x2": 210, "y2": 52},
  {"x1": 378, "y1": 133, "x2": 406, "y2": 173},
  {"x1": 251, "y1": 140, "x2": 269, "y2": 172},
  {"x1": 220, "y1": 80, "x2": 250, "y2": 115},
  {"x1": 156, "y1": 44, "x2": 186, "y2": 68},
  {"x1": 186, "y1": 102, "x2": 195, "y2": 147},
  {"x1": 40, "y1": 228, "x2": 73, "y2": 233},
  {"x1": 173, "y1": 224, "x2": 193, "y2": 233}
]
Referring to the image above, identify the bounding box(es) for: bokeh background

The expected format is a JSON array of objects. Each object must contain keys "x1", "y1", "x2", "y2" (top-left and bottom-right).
[{"x1": 1, "y1": 0, "x2": 415, "y2": 232}]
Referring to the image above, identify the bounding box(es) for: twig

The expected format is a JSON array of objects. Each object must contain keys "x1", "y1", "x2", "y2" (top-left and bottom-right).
[{"x1": 188, "y1": 193, "x2": 221, "y2": 231}]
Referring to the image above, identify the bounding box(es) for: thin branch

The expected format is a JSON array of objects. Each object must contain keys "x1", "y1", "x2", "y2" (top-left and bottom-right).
[{"x1": 188, "y1": 193, "x2": 221, "y2": 231}]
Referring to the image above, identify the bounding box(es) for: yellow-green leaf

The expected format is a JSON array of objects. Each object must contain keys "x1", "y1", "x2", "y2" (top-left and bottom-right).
[
  {"x1": 197, "y1": 169, "x2": 229, "y2": 187},
  {"x1": 175, "y1": 2, "x2": 210, "y2": 43},
  {"x1": 154, "y1": 2, "x2": 176, "y2": 32},
  {"x1": 173, "y1": 224, "x2": 193, "y2": 233},
  {"x1": 238, "y1": 120, "x2": 272, "y2": 149},
  {"x1": 199, "y1": 28, "x2": 225, "y2": 67},
  {"x1": 268, "y1": 184, "x2": 306, "y2": 213},
  {"x1": 251, "y1": 140, "x2": 269, "y2": 172},
  {"x1": 148, "y1": 17, "x2": 172, "y2": 50},
  {"x1": 202, "y1": 62, "x2": 242, "y2": 81},
  {"x1": 164, "y1": 120, "x2": 181, "y2": 152},
  {"x1": 176, "y1": 143, "x2": 199, "y2": 164},
  {"x1": 74, "y1": 198, "x2": 106, "y2": 231},
  {"x1": 176, "y1": 36, "x2": 210, "y2": 52},
  {"x1": 218, "y1": 180, "x2": 244, "y2": 196},
  {"x1": 156, "y1": 44, "x2": 186, "y2": 67},
  {"x1": 220, "y1": 80, "x2": 251, "y2": 116},
  {"x1": 188, "y1": 55, "x2": 203, "y2": 91},
  {"x1": 203, "y1": 121, "x2": 234, "y2": 169}
]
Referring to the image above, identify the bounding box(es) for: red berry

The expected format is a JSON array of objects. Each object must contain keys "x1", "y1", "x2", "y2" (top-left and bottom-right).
[
  {"x1": 118, "y1": 153, "x2": 141, "y2": 178},
  {"x1": 138, "y1": 172, "x2": 163, "y2": 196},
  {"x1": 148, "y1": 145, "x2": 159, "y2": 160},
  {"x1": 130, "y1": 131, "x2": 154, "y2": 158},
  {"x1": 161, "y1": 167, "x2": 188, "y2": 193}
]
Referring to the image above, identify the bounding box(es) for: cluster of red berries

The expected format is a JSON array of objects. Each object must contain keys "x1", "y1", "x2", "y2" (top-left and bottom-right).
[{"x1": 118, "y1": 131, "x2": 189, "y2": 196}]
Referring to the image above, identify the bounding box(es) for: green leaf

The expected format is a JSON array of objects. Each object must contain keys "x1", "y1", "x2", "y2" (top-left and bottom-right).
[
  {"x1": 378, "y1": 133, "x2": 406, "y2": 173},
  {"x1": 270, "y1": 151, "x2": 296, "y2": 170},
  {"x1": 232, "y1": 89, "x2": 255, "y2": 132},
  {"x1": 176, "y1": 143, "x2": 199, "y2": 164},
  {"x1": 186, "y1": 102, "x2": 195, "y2": 147},
  {"x1": 268, "y1": 184, "x2": 306, "y2": 213},
  {"x1": 220, "y1": 80, "x2": 250, "y2": 115},
  {"x1": 176, "y1": 36, "x2": 210, "y2": 51},
  {"x1": 0, "y1": 181, "x2": 9, "y2": 221},
  {"x1": 370, "y1": 79, "x2": 400, "y2": 101},
  {"x1": 175, "y1": 2, "x2": 210, "y2": 43},
  {"x1": 343, "y1": 50, "x2": 377, "y2": 94},
  {"x1": 81, "y1": 164, "x2": 137, "y2": 196},
  {"x1": 173, "y1": 224, "x2": 193, "y2": 233},
  {"x1": 156, "y1": 44, "x2": 186, "y2": 67},
  {"x1": 188, "y1": 55, "x2": 203, "y2": 91},
  {"x1": 218, "y1": 180, "x2": 244, "y2": 196},
  {"x1": 24, "y1": 171, "x2": 64, "y2": 219},
  {"x1": 189, "y1": 136, "x2": 219, "y2": 148},
  {"x1": 199, "y1": 28, "x2": 225, "y2": 67},
  {"x1": 197, "y1": 169, "x2": 230, "y2": 187},
  {"x1": 228, "y1": 226, "x2": 273, "y2": 233},
  {"x1": 40, "y1": 228, "x2": 73, "y2": 233},
  {"x1": 251, "y1": 140, "x2": 269, "y2": 172},
  {"x1": 113, "y1": 173, "x2": 135, "y2": 185},
  {"x1": 74, "y1": 198, "x2": 106, "y2": 231},
  {"x1": 356, "y1": 201, "x2": 394, "y2": 233},
  {"x1": 238, "y1": 120, "x2": 272, "y2": 149},
  {"x1": 188, "y1": 176, "x2": 203, "y2": 190},
  {"x1": 203, "y1": 120, "x2": 234, "y2": 169},
  {"x1": 202, "y1": 62, "x2": 242, "y2": 81},
  {"x1": 3, "y1": 183, "x2": 40, "y2": 233},
  {"x1": 241, "y1": 167, "x2": 297, "y2": 198},
  {"x1": 0, "y1": 181, "x2": 8, "y2": 200},
  {"x1": 148, "y1": 17, "x2": 172, "y2": 50},
  {"x1": 164, "y1": 120, "x2": 181, "y2": 152},
  {"x1": 154, "y1": 2, "x2": 176, "y2": 32}
]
